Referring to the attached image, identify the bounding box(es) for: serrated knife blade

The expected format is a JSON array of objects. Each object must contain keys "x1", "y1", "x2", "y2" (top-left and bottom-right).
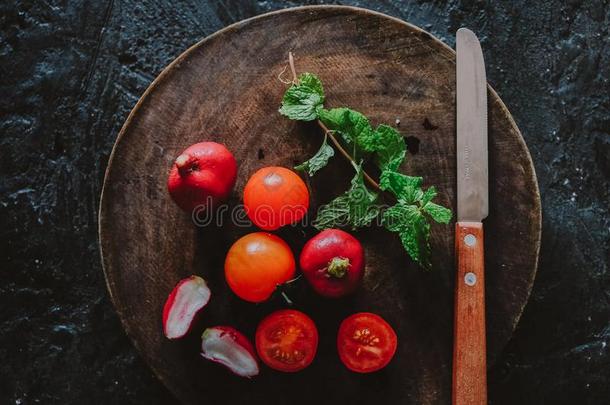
[{"x1": 456, "y1": 28, "x2": 488, "y2": 222}]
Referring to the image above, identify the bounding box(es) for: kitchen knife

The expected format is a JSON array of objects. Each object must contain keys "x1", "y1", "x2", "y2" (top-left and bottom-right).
[{"x1": 453, "y1": 28, "x2": 489, "y2": 405}]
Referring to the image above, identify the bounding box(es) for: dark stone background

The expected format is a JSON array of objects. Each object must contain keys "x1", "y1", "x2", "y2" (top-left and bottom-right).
[{"x1": 1, "y1": 0, "x2": 608, "y2": 404}]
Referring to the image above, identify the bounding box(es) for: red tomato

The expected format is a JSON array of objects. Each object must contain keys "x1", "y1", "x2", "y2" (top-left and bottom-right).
[
  {"x1": 337, "y1": 312, "x2": 397, "y2": 373},
  {"x1": 299, "y1": 229, "x2": 365, "y2": 297},
  {"x1": 255, "y1": 310, "x2": 318, "y2": 372},
  {"x1": 224, "y1": 233, "x2": 296, "y2": 303},
  {"x1": 243, "y1": 166, "x2": 309, "y2": 231}
]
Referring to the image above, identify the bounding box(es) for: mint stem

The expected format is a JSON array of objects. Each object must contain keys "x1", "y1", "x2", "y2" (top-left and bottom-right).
[
  {"x1": 288, "y1": 51, "x2": 298, "y2": 85},
  {"x1": 318, "y1": 120, "x2": 380, "y2": 190},
  {"x1": 287, "y1": 52, "x2": 380, "y2": 191}
]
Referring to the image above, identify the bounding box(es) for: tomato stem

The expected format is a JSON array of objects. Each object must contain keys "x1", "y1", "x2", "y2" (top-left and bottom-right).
[
  {"x1": 280, "y1": 291, "x2": 293, "y2": 306},
  {"x1": 284, "y1": 274, "x2": 302, "y2": 285},
  {"x1": 327, "y1": 257, "x2": 350, "y2": 278}
]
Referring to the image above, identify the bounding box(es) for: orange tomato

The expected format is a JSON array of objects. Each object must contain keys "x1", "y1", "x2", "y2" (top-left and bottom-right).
[
  {"x1": 224, "y1": 232, "x2": 296, "y2": 302},
  {"x1": 243, "y1": 166, "x2": 309, "y2": 231}
]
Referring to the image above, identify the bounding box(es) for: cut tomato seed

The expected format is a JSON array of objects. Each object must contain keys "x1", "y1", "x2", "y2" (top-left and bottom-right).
[{"x1": 337, "y1": 312, "x2": 397, "y2": 373}]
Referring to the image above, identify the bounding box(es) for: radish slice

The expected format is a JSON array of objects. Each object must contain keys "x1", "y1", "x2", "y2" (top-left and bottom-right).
[
  {"x1": 201, "y1": 326, "x2": 259, "y2": 378},
  {"x1": 162, "y1": 275, "x2": 211, "y2": 339}
]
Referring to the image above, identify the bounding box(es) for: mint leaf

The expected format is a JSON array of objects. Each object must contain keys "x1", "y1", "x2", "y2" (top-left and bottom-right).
[
  {"x1": 373, "y1": 124, "x2": 406, "y2": 171},
  {"x1": 311, "y1": 194, "x2": 351, "y2": 230},
  {"x1": 318, "y1": 108, "x2": 353, "y2": 145},
  {"x1": 318, "y1": 108, "x2": 374, "y2": 150},
  {"x1": 295, "y1": 135, "x2": 335, "y2": 176},
  {"x1": 423, "y1": 201, "x2": 452, "y2": 224},
  {"x1": 420, "y1": 186, "x2": 452, "y2": 223},
  {"x1": 298, "y1": 72, "x2": 324, "y2": 95},
  {"x1": 313, "y1": 164, "x2": 379, "y2": 230},
  {"x1": 382, "y1": 203, "x2": 431, "y2": 268},
  {"x1": 279, "y1": 73, "x2": 325, "y2": 121},
  {"x1": 317, "y1": 107, "x2": 348, "y2": 130},
  {"x1": 318, "y1": 110, "x2": 405, "y2": 171},
  {"x1": 346, "y1": 164, "x2": 380, "y2": 227},
  {"x1": 379, "y1": 170, "x2": 423, "y2": 203},
  {"x1": 421, "y1": 186, "x2": 437, "y2": 205}
]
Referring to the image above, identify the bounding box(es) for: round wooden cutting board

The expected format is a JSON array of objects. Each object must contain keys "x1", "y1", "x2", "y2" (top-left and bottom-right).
[{"x1": 99, "y1": 6, "x2": 541, "y2": 405}]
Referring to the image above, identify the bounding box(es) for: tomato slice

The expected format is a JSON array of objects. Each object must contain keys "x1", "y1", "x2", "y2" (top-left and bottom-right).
[
  {"x1": 337, "y1": 312, "x2": 397, "y2": 373},
  {"x1": 255, "y1": 310, "x2": 318, "y2": 372}
]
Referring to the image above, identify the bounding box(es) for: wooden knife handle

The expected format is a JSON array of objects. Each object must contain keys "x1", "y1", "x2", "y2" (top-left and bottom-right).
[{"x1": 453, "y1": 221, "x2": 487, "y2": 405}]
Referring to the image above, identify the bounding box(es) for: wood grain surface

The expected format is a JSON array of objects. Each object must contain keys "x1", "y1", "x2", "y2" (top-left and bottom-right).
[
  {"x1": 99, "y1": 6, "x2": 541, "y2": 405},
  {"x1": 453, "y1": 222, "x2": 487, "y2": 405}
]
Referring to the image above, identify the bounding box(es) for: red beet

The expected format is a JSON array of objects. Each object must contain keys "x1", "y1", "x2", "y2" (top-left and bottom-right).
[
  {"x1": 299, "y1": 229, "x2": 365, "y2": 298},
  {"x1": 162, "y1": 275, "x2": 211, "y2": 339},
  {"x1": 201, "y1": 326, "x2": 259, "y2": 378},
  {"x1": 167, "y1": 142, "x2": 237, "y2": 213}
]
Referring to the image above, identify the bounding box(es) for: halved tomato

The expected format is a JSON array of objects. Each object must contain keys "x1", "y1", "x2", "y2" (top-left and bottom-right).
[
  {"x1": 337, "y1": 312, "x2": 397, "y2": 373},
  {"x1": 255, "y1": 310, "x2": 318, "y2": 372}
]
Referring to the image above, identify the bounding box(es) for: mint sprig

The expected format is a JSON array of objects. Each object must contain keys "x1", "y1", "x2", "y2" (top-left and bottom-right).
[
  {"x1": 381, "y1": 202, "x2": 431, "y2": 268},
  {"x1": 379, "y1": 171, "x2": 452, "y2": 267},
  {"x1": 312, "y1": 163, "x2": 380, "y2": 230},
  {"x1": 279, "y1": 71, "x2": 452, "y2": 268}
]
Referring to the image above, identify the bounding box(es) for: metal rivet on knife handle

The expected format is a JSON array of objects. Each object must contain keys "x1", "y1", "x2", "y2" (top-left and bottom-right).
[
  {"x1": 464, "y1": 234, "x2": 476, "y2": 247},
  {"x1": 464, "y1": 272, "x2": 477, "y2": 286}
]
